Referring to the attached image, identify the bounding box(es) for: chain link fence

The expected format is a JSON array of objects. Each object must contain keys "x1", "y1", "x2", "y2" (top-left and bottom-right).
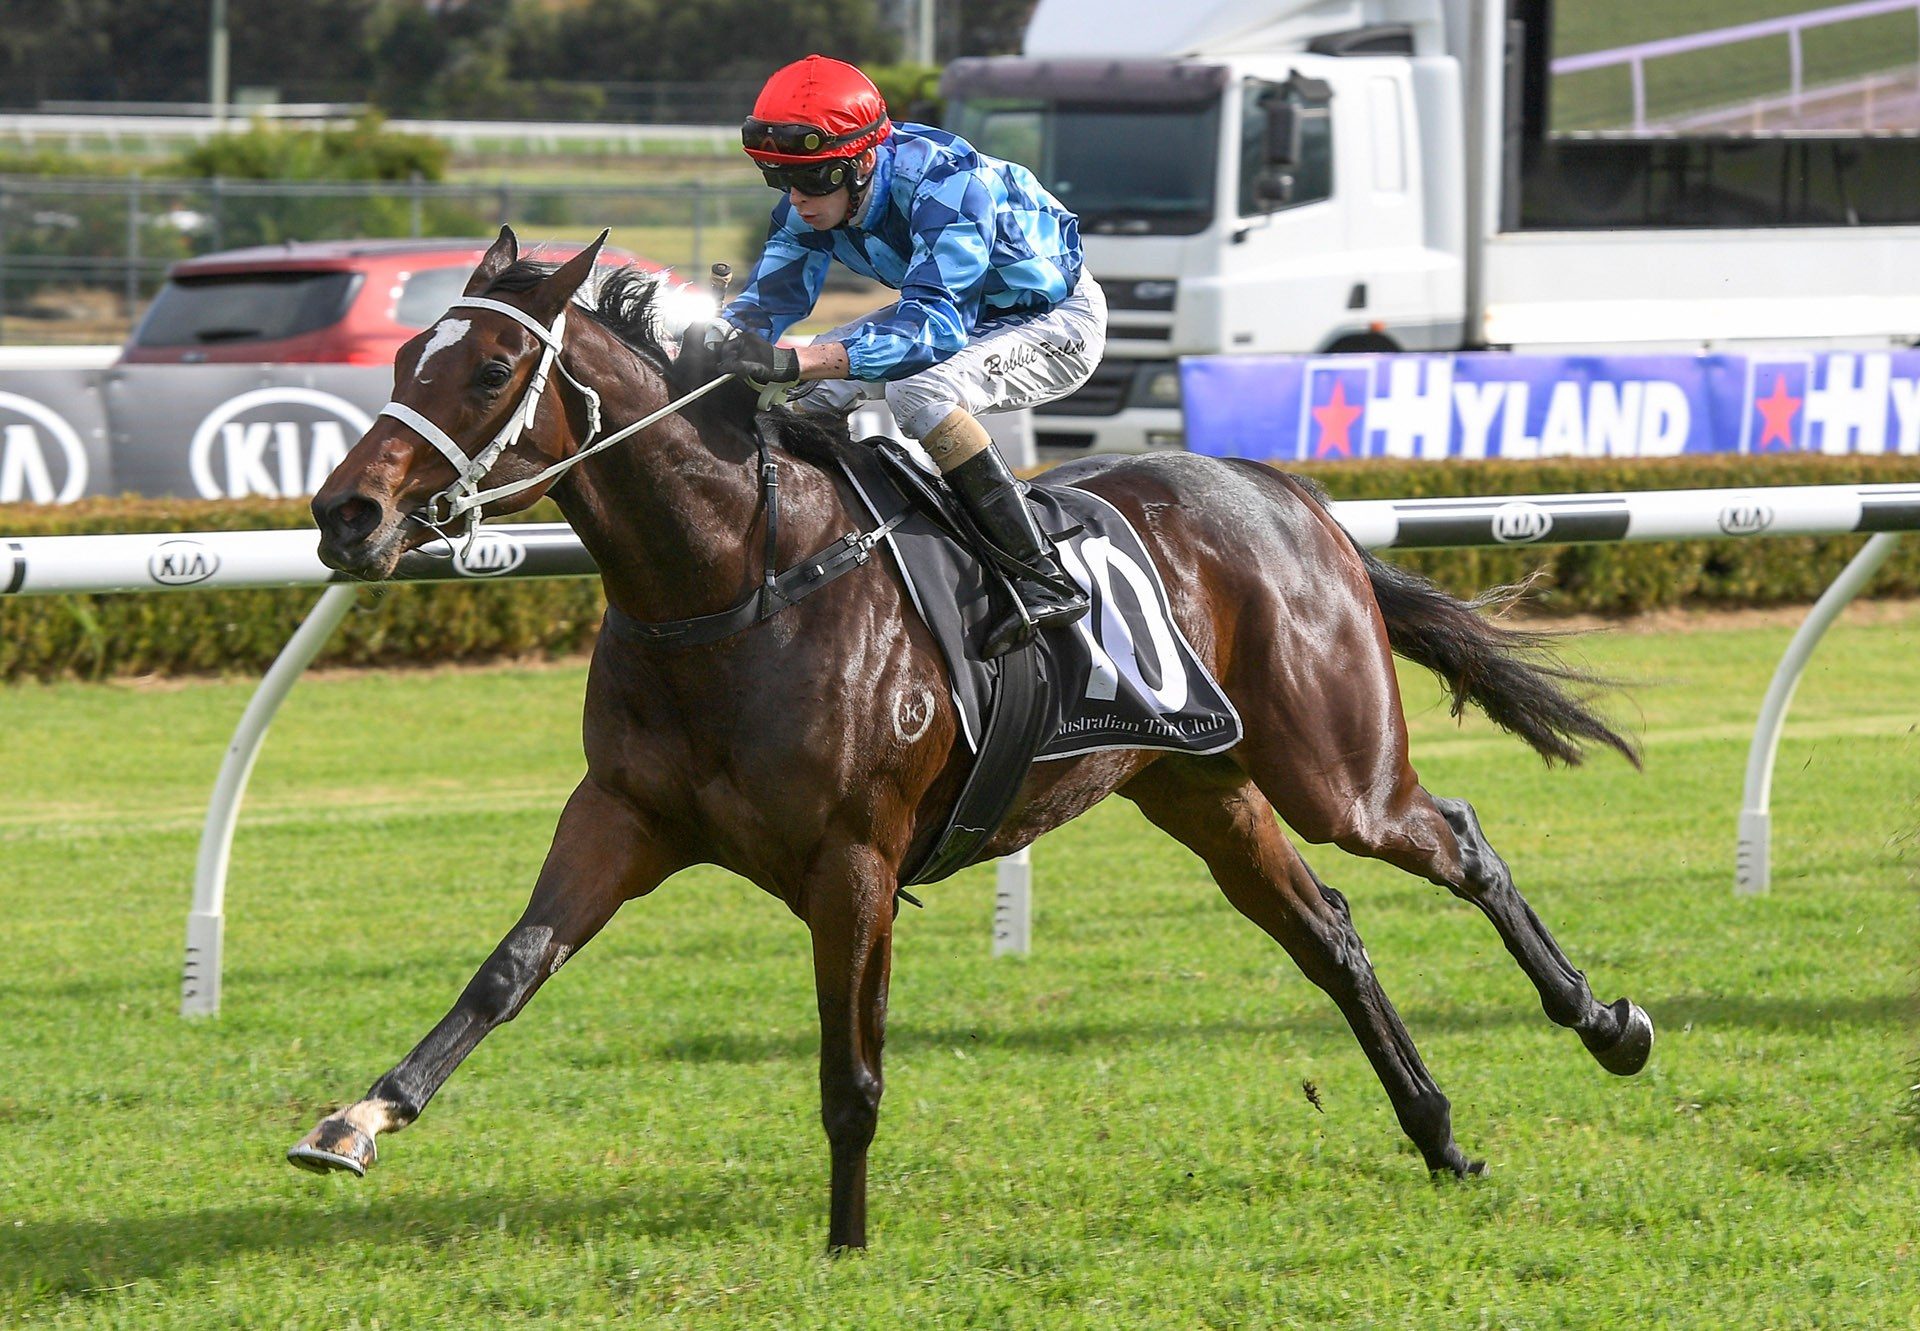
[{"x1": 0, "y1": 174, "x2": 771, "y2": 344}]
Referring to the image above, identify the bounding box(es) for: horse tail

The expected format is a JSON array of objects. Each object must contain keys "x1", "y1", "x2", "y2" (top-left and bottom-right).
[{"x1": 1355, "y1": 547, "x2": 1640, "y2": 768}]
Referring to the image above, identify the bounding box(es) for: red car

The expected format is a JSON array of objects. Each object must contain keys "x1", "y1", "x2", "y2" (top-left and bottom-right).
[{"x1": 120, "y1": 237, "x2": 667, "y2": 365}]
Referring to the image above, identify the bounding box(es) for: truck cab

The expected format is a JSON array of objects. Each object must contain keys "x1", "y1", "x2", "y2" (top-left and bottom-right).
[{"x1": 943, "y1": 0, "x2": 1920, "y2": 457}]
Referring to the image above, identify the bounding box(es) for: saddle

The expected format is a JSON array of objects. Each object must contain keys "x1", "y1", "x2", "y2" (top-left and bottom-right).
[
  {"x1": 834, "y1": 439, "x2": 1241, "y2": 885},
  {"x1": 841, "y1": 438, "x2": 1057, "y2": 886}
]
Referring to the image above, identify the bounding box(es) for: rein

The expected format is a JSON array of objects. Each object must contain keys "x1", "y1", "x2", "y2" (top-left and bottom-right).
[{"x1": 378, "y1": 294, "x2": 907, "y2": 649}]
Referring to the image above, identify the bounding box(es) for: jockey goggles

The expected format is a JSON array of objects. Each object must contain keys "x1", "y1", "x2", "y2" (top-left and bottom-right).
[
  {"x1": 743, "y1": 114, "x2": 887, "y2": 194},
  {"x1": 756, "y1": 157, "x2": 856, "y2": 196}
]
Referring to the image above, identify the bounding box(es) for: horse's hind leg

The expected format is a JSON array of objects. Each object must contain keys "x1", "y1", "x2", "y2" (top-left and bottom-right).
[
  {"x1": 1123, "y1": 765, "x2": 1482, "y2": 1177},
  {"x1": 1216, "y1": 567, "x2": 1653, "y2": 1078},
  {"x1": 1258, "y1": 758, "x2": 1651, "y2": 1076},
  {"x1": 287, "y1": 778, "x2": 682, "y2": 1176},
  {"x1": 1427, "y1": 795, "x2": 1653, "y2": 1074}
]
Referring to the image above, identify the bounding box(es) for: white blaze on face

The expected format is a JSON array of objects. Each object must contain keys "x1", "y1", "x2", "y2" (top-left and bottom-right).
[{"x1": 416, "y1": 318, "x2": 472, "y2": 382}]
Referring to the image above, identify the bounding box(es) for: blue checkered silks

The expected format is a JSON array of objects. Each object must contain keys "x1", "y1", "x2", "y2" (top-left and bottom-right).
[{"x1": 721, "y1": 123, "x2": 1085, "y2": 384}]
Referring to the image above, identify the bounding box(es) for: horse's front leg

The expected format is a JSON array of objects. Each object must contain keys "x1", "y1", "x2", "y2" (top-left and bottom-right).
[
  {"x1": 805, "y1": 843, "x2": 897, "y2": 1252},
  {"x1": 288, "y1": 778, "x2": 683, "y2": 1176}
]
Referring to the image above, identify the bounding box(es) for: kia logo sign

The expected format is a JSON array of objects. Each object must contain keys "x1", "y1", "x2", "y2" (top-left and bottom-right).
[
  {"x1": 149, "y1": 538, "x2": 221, "y2": 586},
  {"x1": 452, "y1": 531, "x2": 527, "y2": 578},
  {"x1": 1718, "y1": 502, "x2": 1773, "y2": 535},
  {"x1": 189, "y1": 388, "x2": 373, "y2": 501},
  {"x1": 0, "y1": 391, "x2": 89, "y2": 504},
  {"x1": 1490, "y1": 501, "x2": 1553, "y2": 544}
]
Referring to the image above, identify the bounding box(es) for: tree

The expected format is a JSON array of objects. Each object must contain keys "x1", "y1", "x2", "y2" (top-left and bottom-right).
[{"x1": 956, "y1": 0, "x2": 1038, "y2": 56}]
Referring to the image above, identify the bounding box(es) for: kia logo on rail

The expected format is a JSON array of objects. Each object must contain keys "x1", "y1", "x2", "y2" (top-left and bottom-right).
[
  {"x1": 148, "y1": 538, "x2": 221, "y2": 586},
  {"x1": 452, "y1": 531, "x2": 527, "y2": 578},
  {"x1": 189, "y1": 388, "x2": 374, "y2": 501},
  {"x1": 1718, "y1": 502, "x2": 1774, "y2": 535},
  {"x1": 1490, "y1": 501, "x2": 1553, "y2": 544},
  {"x1": 0, "y1": 391, "x2": 90, "y2": 504}
]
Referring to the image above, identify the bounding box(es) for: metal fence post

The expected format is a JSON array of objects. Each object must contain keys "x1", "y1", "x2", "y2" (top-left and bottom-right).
[
  {"x1": 497, "y1": 180, "x2": 512, "y2": 227},
  {"x1": 690, "y1": 183, "x2": 705, "y2": 274},
  {"x1": 0, "y1": 178, "x2": 8, "y2": 345},
  {"x1": 125, "y1": 174, "x2": 142, "y2": 320},
  {"x1": 209, "y1": 174, "x2": 225, "y2": 253},
  {"x1": 1789, "y1": 28, "x2": 1805, "y2": 117},
  {"x1": 409, "y1": 171, "x2": 423, "y2": 237}
]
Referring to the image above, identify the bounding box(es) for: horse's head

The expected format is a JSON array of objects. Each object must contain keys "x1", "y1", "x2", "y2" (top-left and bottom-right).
[{"x1": 311, "y1": 225, "x2": 607, "y2": 579}]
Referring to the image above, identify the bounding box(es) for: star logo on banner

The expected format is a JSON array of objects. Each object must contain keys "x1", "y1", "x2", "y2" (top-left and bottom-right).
[
  {"x1": 1754, "y1": 374, "x2": 1802, "y2": 450},
  {"x1": 1312, "y1": 380, "x2": 1364, "y2": 458}
]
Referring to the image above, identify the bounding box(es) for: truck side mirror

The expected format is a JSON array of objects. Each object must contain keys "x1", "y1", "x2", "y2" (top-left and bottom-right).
[
  {"x1": 1263, "y1": 101, "x2": 1302, "y2": 168},
  {"x1": 1255, "y1": 167, "x2": 1296, "y2": 208}
]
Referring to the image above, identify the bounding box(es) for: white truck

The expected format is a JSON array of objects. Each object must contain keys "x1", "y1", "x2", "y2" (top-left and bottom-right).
[{"x1": 940, "y1": 0, "x2": 1920, "y2": 455}]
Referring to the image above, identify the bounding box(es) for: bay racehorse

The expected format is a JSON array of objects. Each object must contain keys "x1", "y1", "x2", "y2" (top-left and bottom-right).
[{"x1": 292, "y1": 228, "x2": 1652, "y2": 1251}]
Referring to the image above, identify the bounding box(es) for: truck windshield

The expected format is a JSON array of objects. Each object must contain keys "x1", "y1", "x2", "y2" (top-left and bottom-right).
[{"x1": 950, "y1": 100, "x2": 1219, "y2": 235}]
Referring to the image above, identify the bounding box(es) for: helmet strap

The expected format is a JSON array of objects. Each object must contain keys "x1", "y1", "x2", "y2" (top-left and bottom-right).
[{"x1": 844, "y1": 149, "x2": 879, "y2": 226}]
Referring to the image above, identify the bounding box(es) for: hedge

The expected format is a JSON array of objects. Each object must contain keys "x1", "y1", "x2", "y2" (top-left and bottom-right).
[
  {"x1": 1289, "y1": 453, "x2": 1920, "y2": 613},
  {"x1": 2, "y1": 453, "x2": 1916, "y2": 681},
  {"x1": 0, "y1": 499, "x2": 602, "y2": 682}
]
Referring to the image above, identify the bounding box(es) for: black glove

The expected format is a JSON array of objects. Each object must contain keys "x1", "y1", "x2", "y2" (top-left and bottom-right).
[{"x1": 715, "y1": 327, "x2": 801, "y2": 387}]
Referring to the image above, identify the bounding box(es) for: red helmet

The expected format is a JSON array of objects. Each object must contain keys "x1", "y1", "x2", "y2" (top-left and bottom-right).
[{"x1": 742, "y1": 55, "x2": 892, "y2": 171}]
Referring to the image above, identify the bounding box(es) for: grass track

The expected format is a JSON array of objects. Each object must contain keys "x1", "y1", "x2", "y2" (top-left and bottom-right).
[{"x1": 2, "y1": 610, "x2": 1917, "y2": 1327}]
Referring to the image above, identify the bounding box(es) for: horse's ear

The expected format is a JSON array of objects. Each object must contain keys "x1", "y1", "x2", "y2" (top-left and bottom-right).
[
  {"x1": 525, "y1": 229, "x2": 609, "y2": 321},
  {"x1": 463, "y1": 225, "x2": 519, "y2": 296}
]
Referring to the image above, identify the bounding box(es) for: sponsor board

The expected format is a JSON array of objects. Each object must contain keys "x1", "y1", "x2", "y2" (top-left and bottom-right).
[
  {"x1": 188, "y1": 388, "x2": 375, "y2": 501},
  {"x1": 1184, "y1": 350, "x2": 1920, "y2": 463},
  {"x1": 0, "y1": 391, "x2": 90, "y2": 504}
]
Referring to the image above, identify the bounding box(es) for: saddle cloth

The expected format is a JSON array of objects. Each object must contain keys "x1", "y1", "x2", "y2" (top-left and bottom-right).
[{"x1": 836, "y1": 441, "x2": 1243, "y2": 765}]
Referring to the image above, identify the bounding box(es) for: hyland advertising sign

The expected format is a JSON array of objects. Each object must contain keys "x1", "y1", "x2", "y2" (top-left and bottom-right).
[{"x1": 1181, "y1": 350, "x2": 1920, "y2": 462}]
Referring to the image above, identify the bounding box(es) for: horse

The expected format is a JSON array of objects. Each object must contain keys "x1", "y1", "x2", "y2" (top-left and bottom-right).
[{"x1": 291, "y1": 227, "x2": 1652, "y2": 1251}]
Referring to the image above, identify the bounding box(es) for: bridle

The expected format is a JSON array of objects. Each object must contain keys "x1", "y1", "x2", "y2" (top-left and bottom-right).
[{"x1": 376, "y1": 294, "x2": 731, "y2": 547}]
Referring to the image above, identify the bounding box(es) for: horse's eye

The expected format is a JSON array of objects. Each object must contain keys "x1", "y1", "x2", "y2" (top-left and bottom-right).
[{"x1": 478, "y1": 363, "x2": 512, "y2": 390}]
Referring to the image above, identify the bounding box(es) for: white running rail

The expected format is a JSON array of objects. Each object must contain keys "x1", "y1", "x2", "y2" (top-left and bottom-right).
[{"x1": 4, "y1": 481, "x2": 1912, "y2": 1013}]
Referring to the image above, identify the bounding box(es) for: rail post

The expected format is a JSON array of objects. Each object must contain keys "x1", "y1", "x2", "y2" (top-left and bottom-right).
[
  {"x1": 182, "y1": 584, "x2": 359, "y2": 1015},
  {"x1": 1734, "y1": 532, "x2": 1901, "y2": 896}
]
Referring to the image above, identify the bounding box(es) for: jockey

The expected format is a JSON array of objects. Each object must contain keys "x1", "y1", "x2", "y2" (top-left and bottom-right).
[{"x1": 711, "y1": 53, "x2": 1104, "y2": 656}]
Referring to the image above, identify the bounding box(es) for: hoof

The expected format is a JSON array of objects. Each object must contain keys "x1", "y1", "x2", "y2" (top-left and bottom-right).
[
  {"x1": 1583, "y1": 998, "x2": 1655, "y2": 1076},
  {"x1": 1428, "y1": 1149, "x2": 1487, "y2": 1180},
  {"x1": 287, "y1": 1118, "x2": 376, "y2": 1177}
]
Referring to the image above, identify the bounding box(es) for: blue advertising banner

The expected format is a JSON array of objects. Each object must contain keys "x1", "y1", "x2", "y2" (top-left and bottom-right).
[{"x1": 1180, "y1": 351, "x2": 1920, "y2": 462}]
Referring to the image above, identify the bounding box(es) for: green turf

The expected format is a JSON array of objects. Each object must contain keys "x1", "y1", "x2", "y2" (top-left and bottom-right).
[{"x1": 2, "y1": 609, "x2": 1916, "y2": 1327}]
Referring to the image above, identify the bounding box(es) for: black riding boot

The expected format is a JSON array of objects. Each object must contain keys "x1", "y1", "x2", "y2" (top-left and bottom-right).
[{"x1": 944, "y1": 447, "x2": 1090, "y2": 657}]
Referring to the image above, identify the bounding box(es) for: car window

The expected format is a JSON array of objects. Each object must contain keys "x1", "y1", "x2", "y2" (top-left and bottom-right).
[
  {"x1": 134, "y1": 271, "x2": 362, "y2": 347},
  {"x1": 394, "y1": 266, "x2": 474, "y2": 328}
]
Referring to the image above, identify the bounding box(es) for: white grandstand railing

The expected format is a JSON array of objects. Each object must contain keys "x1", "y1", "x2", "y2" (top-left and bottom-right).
[
  {"x1": 1552, "y1": 0, "x2": 1920, "y2": 132},
  {"x1": 4, "y1": 483, "x2": 1912, "y2": 1014}
]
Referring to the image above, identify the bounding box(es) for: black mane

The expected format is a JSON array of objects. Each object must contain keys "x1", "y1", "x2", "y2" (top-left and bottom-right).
[
  {"x1": 483, "y1": 258, "x2": 671, "y2": 371},
  {"x1": 486, "y1": 256, "x2": 855, "y2": 469}
]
